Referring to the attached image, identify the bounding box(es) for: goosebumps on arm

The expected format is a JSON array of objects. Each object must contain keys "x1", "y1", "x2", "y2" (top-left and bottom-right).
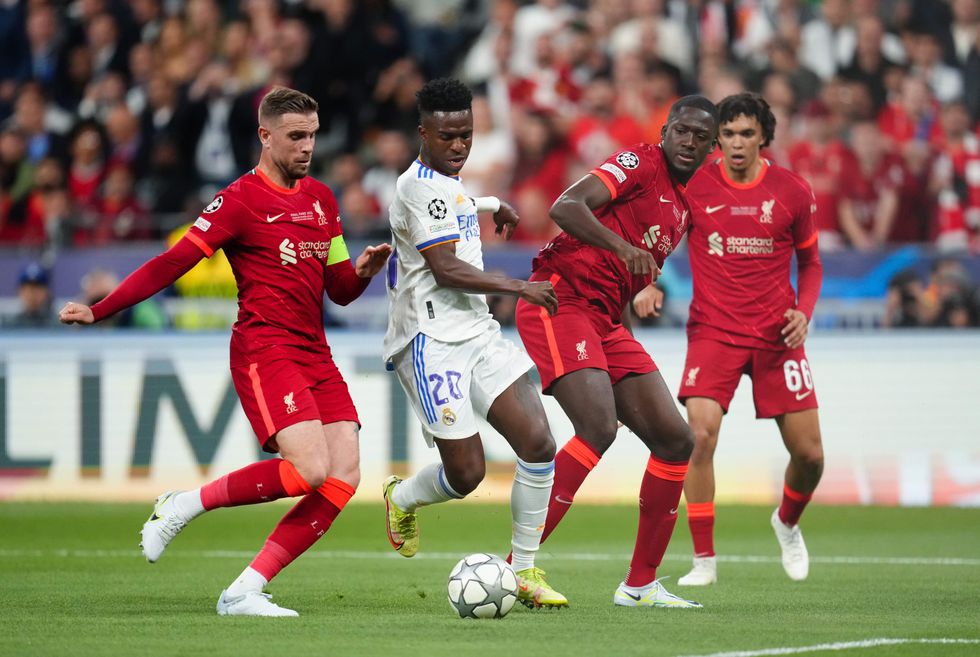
[
  {"x1": 91, "y1": 237, "x2": 206, "y2": 321},
  {"x1": 324, "y1": 260, "x2": 370, "y2": 306},
  {"x1": 795, "y1": 241, "x2": 823, "y2": 320}
]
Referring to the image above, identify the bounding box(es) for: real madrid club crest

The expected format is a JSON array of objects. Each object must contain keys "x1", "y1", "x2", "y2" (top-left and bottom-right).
[{"x1": 441, "y1": 407, "x2": 457, "y2": 426}]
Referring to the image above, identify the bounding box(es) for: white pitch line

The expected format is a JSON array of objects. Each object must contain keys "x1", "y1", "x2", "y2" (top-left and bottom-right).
[
  {"x1": 675, "y1": 637, "x2": 980, "y2": 657},
  {"x1": 0, "y1": 548, "x2": 977, "y2": 566}
]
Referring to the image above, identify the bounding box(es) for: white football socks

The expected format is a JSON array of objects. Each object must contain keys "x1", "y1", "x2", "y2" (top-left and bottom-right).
[
  {"x1": 391, "y1": 463, "x2": 464, "y2": 512},
  {"x1": 225, "y1": 566, "x2": 268, "y2": 598},
  {"x1": 510, "y1": 458, "x2": 555, "y2": 572},
  {"x1": 173, "y1": 489, "x2": 205, "y2": 521}
]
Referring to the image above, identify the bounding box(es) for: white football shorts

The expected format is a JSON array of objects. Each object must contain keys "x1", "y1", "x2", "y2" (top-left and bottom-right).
[{"x1": 391, "y1": 326, "x2": 534, "y2": 445}]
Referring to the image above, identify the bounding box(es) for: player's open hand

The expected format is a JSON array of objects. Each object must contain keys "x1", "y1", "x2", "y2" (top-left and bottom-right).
[
  {"x1": 520, "y1": 280, "x2": 558, "y2": 316},
  {"x1": 632, "y1": 284, "x2": 664, "y2": 318},
  {"x1": 781, "y1": 308, "x2": 809, "y2": 348},
  {"x1": 492, "y1": 202, "x2": 519, "y2": 241},
  {"x1": 59, "y1": 302, "x2": 95, "y2": 325},
  {"x1": 354, "y1": 243, "x2": 393, "y2": 278},
  {"x1": 617, "y1": 243, "x2": 659, "y2": 278}
]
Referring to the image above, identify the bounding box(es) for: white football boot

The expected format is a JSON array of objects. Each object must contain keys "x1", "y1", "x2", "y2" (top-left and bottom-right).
[
  {"x1": 771, "y1": 508, "x2": 809, "y2": 581},
  {"x1": 613, "y1": 579, "x2": 703, "y2": 608},
  {"x1": 216, "y1": 590, "x2": 299, "y2": 617},
  {"x1": 677, "y1": 556, "x2": 718, "y2": 586},
  {"x1": 140, "y1": 490, "x2": 191, "y2": 563}
]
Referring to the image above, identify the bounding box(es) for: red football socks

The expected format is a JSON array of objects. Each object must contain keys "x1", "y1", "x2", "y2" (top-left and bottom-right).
[
  {"x1": 777, "y1": 483, "x2": 813, "y2": 527},
  {"x1": 200, "y1": 459, "x2": 312, "y2": 510},
  {"x1": 540, "y1": 436, "x2": 602, "y2": 545},
  {"x1": 250, "y1": 478, "x2": 355, "y2": 581},
  {"x1": 686, "y1": 501, "x2": 716, "y2": 557},
  {"x1": 624, "y1": 456, "x2": 688, "y2": 587}
]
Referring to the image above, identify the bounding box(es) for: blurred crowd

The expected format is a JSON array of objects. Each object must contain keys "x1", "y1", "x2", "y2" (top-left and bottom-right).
[{"x1": 1, "y1": 0, "x2": 979, "y2": 329}]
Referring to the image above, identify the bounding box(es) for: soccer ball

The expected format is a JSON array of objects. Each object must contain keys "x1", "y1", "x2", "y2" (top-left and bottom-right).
[{"x1": 447, "y1": 553, "x2": 518, "y2": 619}]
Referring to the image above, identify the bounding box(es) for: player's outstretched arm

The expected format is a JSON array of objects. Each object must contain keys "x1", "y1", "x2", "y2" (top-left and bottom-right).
[
  {"x1": 421, "y1": 243, "x2": 557, "y2": 315},
  {"x1": 550, "y1": 174, "x2": 657, "y2": 277},
  {"x1": 59, "y1": 237, "x2": 205, "y2": 325},
  {"x1": 323, "y1": 243, "x2": 392, "y2": 306},
  {"x1": 353, "y1": 243, "x2": 393, "y2": 277}
]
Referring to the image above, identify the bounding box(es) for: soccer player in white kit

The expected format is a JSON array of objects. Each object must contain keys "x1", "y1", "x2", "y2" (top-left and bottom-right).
[{"x1": 382, "y1": 78, "x2": 567, "y2": 608}]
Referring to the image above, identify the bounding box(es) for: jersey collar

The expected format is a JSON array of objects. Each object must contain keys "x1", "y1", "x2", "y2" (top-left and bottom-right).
[{"x1": 718, "y1": 157, "x2": 770, "y2": 190}]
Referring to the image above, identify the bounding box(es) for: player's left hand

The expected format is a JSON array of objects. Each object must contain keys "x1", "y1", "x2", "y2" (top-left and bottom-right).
[
  {"x1": 781, "y1": 309, "x2": 809, "y2": 348},
  {"x1": 492, "y1": 202, "x2": 519, "y2": 240},
  {"x1": 355, "y1": 243, "x2": 393, "y2": 278},
  {"x1": 632, "y1": 284, "x2": 663, "y2": 318}
]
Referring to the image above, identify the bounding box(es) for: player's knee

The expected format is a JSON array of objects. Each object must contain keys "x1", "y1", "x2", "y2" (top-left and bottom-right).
[
  {"x1": 690, "y1": 424, "x2": 719, "y2": 460},
  {"x1": 336, "y1": 466, "x2": 361, "y2": 491},
  {"x1": 517, "y1": 422, "x2": 556, "y2": 462},
  {"x1": 444, "y1": 461, "x2": 485, "y2": 496},
  {"x1": 295, "y1": 463, "x2": 328, "y2": 489},
  {"x1": 795, "y1": 446, "x2": 824, "y2": 475},
  {"x1": 582, "y1": 417, "x2": 619, "y2": 454},
  {"x1": 659, "y1": 422, "x2": 695, "y2": 461}
]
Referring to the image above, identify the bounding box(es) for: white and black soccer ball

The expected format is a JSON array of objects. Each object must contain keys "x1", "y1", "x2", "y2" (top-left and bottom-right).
[{"x1": 447, "y1": 553, "x2": 518, "y2": 619}]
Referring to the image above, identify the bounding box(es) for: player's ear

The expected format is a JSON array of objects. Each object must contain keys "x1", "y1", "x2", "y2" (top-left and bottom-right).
[{"x1": 257, "y1": 125, "x2": 271, "y2": 148}]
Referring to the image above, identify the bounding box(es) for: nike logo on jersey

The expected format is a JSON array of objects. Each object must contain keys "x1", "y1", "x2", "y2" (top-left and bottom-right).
[
  {"x1": 795, "y1": 390, "x2": 813, "y2": 401},
  {"x1": 659, "y1": 195, "x2": 672, "y2": 203},
  {"x1": 266, "y1": 213, "x2": 285, "y2": 223},
  {"x1": 706, "y1": 205, "x2": 726, "y2": 214},
  {"x1": 554, "y1": 495, "x2": 574, "y2": 505}
]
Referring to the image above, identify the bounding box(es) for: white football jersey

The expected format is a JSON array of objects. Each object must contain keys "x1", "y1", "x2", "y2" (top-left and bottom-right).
[{"x1": 383, "y1": 159, "x2": 495, "y2": 360}]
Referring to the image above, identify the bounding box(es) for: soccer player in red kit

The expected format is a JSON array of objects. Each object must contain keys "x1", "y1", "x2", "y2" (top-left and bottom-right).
[
  {"x1": 635, "y1": 92, "x2": 824, "y2": 585},
  {"x1": 515, "y1": 96, "x2": 719, "y2": 608},
  {"x1": 59, "y1": 87, "x2": 392, "y2": 616}
]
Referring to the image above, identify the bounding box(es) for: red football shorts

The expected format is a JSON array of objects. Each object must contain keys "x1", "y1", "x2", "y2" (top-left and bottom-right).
[
  {"x1": 516, "y1": 275, "x2": 657, "y2": 393},
  {"x1": 231, "y1": 353, "x2": 359, "y2": 451},
  {"x1": 677, "y1": 338, "x2": 819, "y2": 418}
]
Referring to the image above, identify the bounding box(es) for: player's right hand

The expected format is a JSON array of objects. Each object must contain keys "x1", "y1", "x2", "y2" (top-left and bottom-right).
[
  {"x1": 59, "y1": 302, "x2": 95, "y2": 325},
  {"x1": 520, "y1": 280, "x2": 558, "y2": 316},
  {"x1": 617, "y1": 244, "x2": 658, "y2": 278},
  {"x1": 632, "y1": 284, "x2": 663, "y2": 318}
]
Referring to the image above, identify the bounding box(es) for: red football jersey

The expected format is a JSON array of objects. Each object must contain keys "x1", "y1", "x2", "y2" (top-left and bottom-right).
[
  {"x1": 186, "y1": 168, "x2": 348, "y2": 364},
  {"x1": 685, "y1": 159, "x2": 819, "y2": 350},
  {"x1": 532, "y1": 144, "x2": 690, "y2": 319}
]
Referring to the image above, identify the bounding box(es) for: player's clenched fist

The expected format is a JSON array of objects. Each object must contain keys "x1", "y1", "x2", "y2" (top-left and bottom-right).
[
  {"x1": 519, "y1": 280, "x2": 558, "y2": 316},
  {"x1": 59, "y1": 302, "x2": 95, "y2": 325},
  {"x1": 632, "y1": 284, "x2": 664, "y2": 318}
]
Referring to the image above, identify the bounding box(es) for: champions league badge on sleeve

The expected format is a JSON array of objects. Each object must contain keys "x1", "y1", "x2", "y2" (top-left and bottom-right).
[
  {"x1": 616, "y1": 152, "x2": 639, "y2": 169},
  {"x1": 428, "y1": 199, "x2": 448, "y2": 221}
]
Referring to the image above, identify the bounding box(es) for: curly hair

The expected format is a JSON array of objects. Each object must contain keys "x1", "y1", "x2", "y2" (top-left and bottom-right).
[
  {"x1": 717, "y1": 92, "x2": 776, "y2": 147},
  {"x1": 416, "y1": 78, "x2": 473, "y2": 117}
]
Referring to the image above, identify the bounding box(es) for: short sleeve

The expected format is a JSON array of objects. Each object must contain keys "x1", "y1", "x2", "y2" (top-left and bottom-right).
[
  {"x1": 589, "y1": 148, "x2": 656, "y2": 202},
  {"x1": 402, "y1": 179, "x2": 460, "y2": 251},
  {"x1": 185, "y1": 192, "x2": 242, "y2": 257}
]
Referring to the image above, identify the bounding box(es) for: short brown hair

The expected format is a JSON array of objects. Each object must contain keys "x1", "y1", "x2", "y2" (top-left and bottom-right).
[{"x1": 258, "y1": 87, "x2": 319, "y2": 124}]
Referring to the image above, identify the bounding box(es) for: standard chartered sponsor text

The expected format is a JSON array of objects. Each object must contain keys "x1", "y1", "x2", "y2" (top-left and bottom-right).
[{"x1": 727, "y1": 236, "x2": 773, "y2": 255}]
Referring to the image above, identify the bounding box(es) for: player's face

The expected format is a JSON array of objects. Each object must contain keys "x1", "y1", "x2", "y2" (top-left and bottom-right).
[
  {"x1": 260, "y1": 112, "x2": 319, "y2": 180},
  {"x1": 660, "y1": 107, "x2": 717, "y2": 183},
  {"x1": 419, "y1": 110, "x2": 473, "y2": 176},
  {"x1": 717, "y1": 114, "x2": 765, "y2": 173}
]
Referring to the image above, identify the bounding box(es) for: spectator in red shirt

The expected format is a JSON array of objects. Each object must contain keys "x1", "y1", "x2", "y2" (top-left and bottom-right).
[
  {"x1": 66, "y1": 121, "x2": 105, "y2": 211},
  {"x1": 789, "y1": 99, "x2": 857, "y2": 250},
  {"x1": 838, "y1": 121, "x2": 904, "y2": 250},
  {"x1": 930, "y1": 100, "x2": 980, "y2": 251},
  {"x1": 509, "y1": 109, "x2": 570, "y2": 244},
  {"x1": 878, "y1": 73, "x2": 944, "y2": 148},
  {"x1": 567, "y1": 76, "x2": 645, "y2": 169}
]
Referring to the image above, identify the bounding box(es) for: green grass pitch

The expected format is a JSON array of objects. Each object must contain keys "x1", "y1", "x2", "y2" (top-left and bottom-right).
[{"x1": 1, "y1": 501, "x2": 978, "y2": 657}]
